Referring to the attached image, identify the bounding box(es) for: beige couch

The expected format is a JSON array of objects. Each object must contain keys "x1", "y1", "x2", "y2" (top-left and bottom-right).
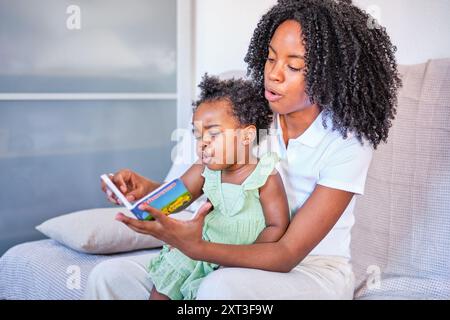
[
  {"x1": 351, "y1": 58, "x2": 450, "y2": 299},
  {"x1": 1, "y1": 59, "x2": 449, "y2": 300}
]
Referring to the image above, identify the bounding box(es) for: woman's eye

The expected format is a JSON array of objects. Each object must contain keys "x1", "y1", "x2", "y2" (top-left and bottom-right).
[
  {"x1": 288, "y1": 66, "x2": 302, "y2": 72},
  {"x1": 266, "y1": 57, "x2": 275, "y2": 63}
]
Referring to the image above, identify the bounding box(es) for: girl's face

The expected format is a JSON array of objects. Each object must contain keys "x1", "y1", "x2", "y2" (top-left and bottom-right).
[
  {"x1": 192, "y1": 100, "x2": 255, "y2": 171},
  {"x1": 264, "y1": 20, "x2": 313, "y2": 115}
]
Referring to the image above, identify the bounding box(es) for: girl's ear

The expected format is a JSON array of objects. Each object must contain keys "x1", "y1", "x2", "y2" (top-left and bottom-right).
[{"x1": 242, "y1": 125, "x2": 257, "y2": 146}]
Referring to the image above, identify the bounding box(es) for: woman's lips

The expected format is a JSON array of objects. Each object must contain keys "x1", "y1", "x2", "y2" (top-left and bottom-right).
[{"x1": 265, "y1": 89, "x2": 283, "y2": 102}]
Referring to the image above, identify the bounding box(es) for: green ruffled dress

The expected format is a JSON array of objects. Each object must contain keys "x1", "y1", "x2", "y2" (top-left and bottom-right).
[{"x1": 148, "y1": 152, "x2": 279, "y2": 300}]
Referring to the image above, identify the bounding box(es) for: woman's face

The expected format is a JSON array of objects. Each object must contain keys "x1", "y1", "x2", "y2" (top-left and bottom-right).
[
  {"x1": 264, "y1": 20, "x2": 313, "y2": 115},
  {"x1": 192, "y1": 100, "x2": 249, "y2": 171}
]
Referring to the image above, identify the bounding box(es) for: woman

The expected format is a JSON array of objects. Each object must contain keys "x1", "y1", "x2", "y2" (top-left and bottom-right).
[{"x1": 84, "y1": 0, "x2": 401, "y2": 300}]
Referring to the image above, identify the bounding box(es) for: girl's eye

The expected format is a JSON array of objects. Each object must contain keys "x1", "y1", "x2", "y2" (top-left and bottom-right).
[
  {"x1": 192, "y1": 130, "x2": 202, "y2": 140},
  {"x1": 209, "y1": 131, "x2": 221, "y2": 137},
  {"x1": 266, "y1": 57, "x2": 275, "y2": 63},
  {"x1": 193, "y1": 130, "x2": 221, "y2": 141}
]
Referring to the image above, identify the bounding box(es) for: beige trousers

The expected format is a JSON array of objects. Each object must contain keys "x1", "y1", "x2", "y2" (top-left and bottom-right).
[{"x1": 83, "y1": 251, "x2": 355, "y2": 300}]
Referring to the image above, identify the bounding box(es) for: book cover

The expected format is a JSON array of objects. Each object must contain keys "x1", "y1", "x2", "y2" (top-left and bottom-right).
[
  {"x1": 131, "y1": 178, "x2": 192, "y2": 220},
  {"x1": 100, "y1": 174, "x2": 192, "y2": 220}
]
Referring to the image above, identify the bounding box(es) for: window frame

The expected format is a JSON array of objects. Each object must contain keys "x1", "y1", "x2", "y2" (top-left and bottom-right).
[{"x1": 0, "y1": 0, "x2": 194, "y2": 129}]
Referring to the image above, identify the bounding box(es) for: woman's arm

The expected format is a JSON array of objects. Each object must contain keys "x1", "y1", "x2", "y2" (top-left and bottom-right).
[
  {"x1": 117, "y1": 184, "x2": 354, "y2": 272},
  {"x1": 254, "y1": 170, "x2": 290, "y2": 243},
  {"x1": 195, "y1": 185, "x2": 353, "y2": 271}
]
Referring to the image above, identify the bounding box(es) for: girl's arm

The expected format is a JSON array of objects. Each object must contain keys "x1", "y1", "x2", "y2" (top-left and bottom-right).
[
  {"x1": 102, "y1": 169, "x2": 162, "y2": 205},
  {"x1": 254, "y1": 170, "x2": 290, "y2": 243},
  {"x1": 104, "y1": 164, "x2": 204, "y2": 207},
  {"x1": 179, "y1": 163, "x2": 205, "y2": 203},
  {"x1": 117, "y1": 184, "x2": 354, "y2": 273}
]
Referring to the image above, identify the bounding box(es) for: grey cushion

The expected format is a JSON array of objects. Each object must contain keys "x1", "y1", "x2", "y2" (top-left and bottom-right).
[{"x1": 351, "y1": 59, "x2": 450, "y2": 299}]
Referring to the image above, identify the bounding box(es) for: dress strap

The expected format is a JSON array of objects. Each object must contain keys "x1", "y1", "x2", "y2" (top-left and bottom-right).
[
  {"x1": 201, "y1": 166, "x2": 223, "y2": 210},
  {"x1": 243, "y1": 152, "x2": 279, "y2": 191}
]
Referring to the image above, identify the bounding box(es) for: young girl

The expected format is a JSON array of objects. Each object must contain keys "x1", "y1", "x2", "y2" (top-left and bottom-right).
[
  {"x1": 86, "y1": 0, "x2": 401, "y2": 300},
  {"x1": 116, "y1": 75, "x2": 289, "y2": 300}
]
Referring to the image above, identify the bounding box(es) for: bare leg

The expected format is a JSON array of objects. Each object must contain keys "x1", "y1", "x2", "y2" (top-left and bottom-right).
[{"x1": 149, "y1": 286, "x2": 170, "y2": 300}]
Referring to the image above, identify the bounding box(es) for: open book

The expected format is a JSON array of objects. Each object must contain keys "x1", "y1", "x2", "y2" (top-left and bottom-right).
[{"x1": 100, "y1": 174, "x2": 192, "y2": 220}]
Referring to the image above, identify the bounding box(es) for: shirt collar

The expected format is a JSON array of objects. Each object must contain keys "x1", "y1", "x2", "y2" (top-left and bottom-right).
[{"x1": 274, "y1": 111, "x2": 331, "y2": 148}]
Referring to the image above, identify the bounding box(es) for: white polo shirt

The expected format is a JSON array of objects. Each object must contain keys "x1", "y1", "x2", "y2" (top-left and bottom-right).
[{"x1": 257, "y1": 112, "x2": 374, "y2": 258}]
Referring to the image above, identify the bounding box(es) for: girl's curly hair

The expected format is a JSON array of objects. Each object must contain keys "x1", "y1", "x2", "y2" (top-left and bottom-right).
[
  {"x1": 245, "y1": 0, "x2": 402, "y2": 148},
  {"x1": 193, "y1": 74, "x2": 273, "y2": 142}
]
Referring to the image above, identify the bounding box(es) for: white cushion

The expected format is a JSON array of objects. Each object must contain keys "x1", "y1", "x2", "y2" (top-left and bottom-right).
[{"x1": 35, "y1": 207, "x2": 192, "y2": 254}]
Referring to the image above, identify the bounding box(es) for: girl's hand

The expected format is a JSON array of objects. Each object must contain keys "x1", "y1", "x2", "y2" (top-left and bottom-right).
[
  {"x1": 101, "y1": 169, "x2": 153, "y2": 205},
  {"x1": 115, "y1": 202, "x2": 213, "y2": 258}
]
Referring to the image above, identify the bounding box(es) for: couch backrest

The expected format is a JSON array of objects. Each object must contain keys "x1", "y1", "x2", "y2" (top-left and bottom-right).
[{"x1": 351, "y1": 59, "x2": 450, "y2": 299}]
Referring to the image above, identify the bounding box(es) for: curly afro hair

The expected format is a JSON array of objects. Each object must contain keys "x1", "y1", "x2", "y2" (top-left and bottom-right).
[
  {"x1": 193, "y1": 74, "x2": 273, "y2": 142},
  {"x1": 245, "y1": 0, "x2": 402, "y2": 148}
]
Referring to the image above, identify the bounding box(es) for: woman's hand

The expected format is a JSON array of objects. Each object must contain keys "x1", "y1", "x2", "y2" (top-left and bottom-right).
[
  {"x1": 115, "y1": 202, "x2": 213, "y2": 258},
  {"x1": 101, "y1": 169, "x2": 154, "y2": 205}
]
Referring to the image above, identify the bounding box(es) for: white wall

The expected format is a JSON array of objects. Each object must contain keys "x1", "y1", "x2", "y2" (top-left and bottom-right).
[
  {"x1": 194, "y1": 0, "x2": 277, "y2": 86},
  {"x1": 353, "y1": 0, "x2": 450, "y2": 65},
  {"x1": 194, "y1": 0, "x2": 450, "y2": 86}
]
